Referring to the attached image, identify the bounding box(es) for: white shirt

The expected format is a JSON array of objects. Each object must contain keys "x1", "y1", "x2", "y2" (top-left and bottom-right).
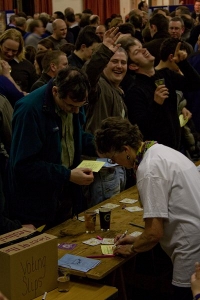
[{"x1": 137, "y1": 144, "x2": 200, "y2": 287}]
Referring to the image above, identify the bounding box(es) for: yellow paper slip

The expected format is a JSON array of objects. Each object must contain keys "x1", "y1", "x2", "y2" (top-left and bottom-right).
[
  {"x1": 101, "y1": 245, "x2": 114, "y2": 255},
  {"x1": 179, "y1": 114, "x2": 188, "y2": 127},
  {"x1": 77, "y1": 160, "x2": 105, "y2": 172}
]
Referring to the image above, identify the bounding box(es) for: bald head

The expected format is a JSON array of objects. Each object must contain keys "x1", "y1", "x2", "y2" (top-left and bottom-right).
[
  {"x1": 52, "y1": 19, "x2": 67, "y2": 40},
  {"x1": 96, "y1": 25, "x2": 106, "y2": 41}
]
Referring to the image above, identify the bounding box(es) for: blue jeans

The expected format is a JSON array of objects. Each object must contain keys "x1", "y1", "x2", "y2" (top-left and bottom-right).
[{"x1": 83, "y1": 166, "x2": 126, "y2": 208}]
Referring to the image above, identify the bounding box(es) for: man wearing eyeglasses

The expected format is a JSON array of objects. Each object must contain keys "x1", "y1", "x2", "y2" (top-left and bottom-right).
[{"x1": 7, "y1": 67, "x2": 96, "y2": 229}]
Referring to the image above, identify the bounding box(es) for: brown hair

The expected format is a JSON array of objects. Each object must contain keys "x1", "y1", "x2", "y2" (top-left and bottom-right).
[{"x1": 95, "y1": 117, "x2": 143, "y2": 154}]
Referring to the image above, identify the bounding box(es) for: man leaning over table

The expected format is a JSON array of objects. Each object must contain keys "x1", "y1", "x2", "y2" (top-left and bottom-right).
[{"x1": 7, "y1": 66, "x2": 96, "y2": 229}]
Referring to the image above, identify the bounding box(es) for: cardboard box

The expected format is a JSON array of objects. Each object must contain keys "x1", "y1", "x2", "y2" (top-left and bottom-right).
[{"x1": 0, "y1": 228, "x2": 58, "y2": 300}]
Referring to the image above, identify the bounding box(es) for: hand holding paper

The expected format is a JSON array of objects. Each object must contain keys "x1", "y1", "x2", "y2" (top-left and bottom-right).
[
  {"x1": 70, "y1": 167, "x2": 94, "y2": 185},
  {"x1": 77, "y1": 160, "x2": 105, "y2": 172}
]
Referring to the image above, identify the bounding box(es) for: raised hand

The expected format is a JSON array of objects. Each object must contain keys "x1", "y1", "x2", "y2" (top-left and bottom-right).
[
  {"x1": 70, "y1": 168, "x2": 94, "y2": 185},
  {"x1": 103, "y1": 27, "x2": 121, "y2": 53},
  {"x1": 172, "y1": 42, "x2": 187, "y2": 63}
]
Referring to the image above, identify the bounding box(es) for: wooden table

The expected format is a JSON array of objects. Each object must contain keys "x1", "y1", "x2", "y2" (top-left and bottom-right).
[
  {"x1": 46, "y1": 185, "x2": 143, "y2": 277},
  {"x1": 33, "y1": 278, "x2": 118, "y2": 300},
  {"x1": 39, "y1": 159, "x2": 200, "y2": 300},
  {"x1": 45, "y1": 185, "x2": 144, "y2": 299}
]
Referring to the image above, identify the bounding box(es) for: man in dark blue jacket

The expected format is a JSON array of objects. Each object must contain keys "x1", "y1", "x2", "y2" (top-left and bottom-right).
[{"x1": 7, "y1": 67, "x2": 95, "y2": 228}]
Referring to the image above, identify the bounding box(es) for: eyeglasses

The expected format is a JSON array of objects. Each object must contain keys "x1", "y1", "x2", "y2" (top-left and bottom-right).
[
  {"x1": 62, "y1": 100, "x2": 89, "y2": 109},
  {"x1": 107, "y1": 153, "x2": 116, "y2": 164}
]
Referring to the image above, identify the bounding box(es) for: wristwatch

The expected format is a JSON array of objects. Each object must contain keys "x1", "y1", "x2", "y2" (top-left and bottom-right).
[{"x1": 193, "y1": 294, "x2": 200, "y2": 300}]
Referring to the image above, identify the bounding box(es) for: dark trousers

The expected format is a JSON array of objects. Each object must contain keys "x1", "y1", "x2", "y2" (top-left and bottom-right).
[{"x1": 172, "y1": 285, "x2": 193, "y2": 300}]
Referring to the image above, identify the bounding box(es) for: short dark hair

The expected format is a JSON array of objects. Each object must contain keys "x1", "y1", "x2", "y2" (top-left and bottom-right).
[
  {"x1": 59, "y1": 43, "x2": 75, "y2": 57},
  {"x1": 75, "y1": 30, "x2": 101, "y2": 50},
  {"x1": 129, "y1": 13, "x2": 143, "y2": 29},
  {"x1": 42, "y1": 50, "x2": 66, "y2": 72},
  {"x1": 38, "y1": 38, "x2": 55, "y2": 50},
  {"x1": 138, "y1": 1, "x2": 146, "y2": 10},
  {"x1": 175, "y1": 6, "x2": 190, "y2": 15},
  {"x1": 54, "y1": 67, "x2": 90, "y2": 102},
  {"x1": 118, "y1": 23, "x2": 135, "y2": 37},
  {"x1": 27, "y1": 20, "x2": 42, "y2": 33},
  {"x1": 118, "y1": 36, "x2": 140, "y2": 64},
  {"x1": 149, "y1": 13, "x2": 169, "y2": 32},
  {"x1": 160, "y1": 37, "x2": 186, "y2": 61},
  {"x1": 95, "y1": 117, "x2": 143, "y2": 154},
  {"x1": 65, "y1": 11, "x2": 75, "y2": 23},
  {"x1": 82, "y1": 9, "x2": 93, "y2": 14},
  {"x1": 170, "y1": 16, "x2": 184, "y2": 26},
  {"x1": 25, "y1": 45, "x2": 36, "y2": 64},
  {"x1": 181, "y1": 15, "x2": 194, "y2": 30},
  {"x1": 54, "y1": 11, "x2": 65, "y2": 20},
  {"x1": 35, "y1": 50, "x2": 48, "y2": 73}
]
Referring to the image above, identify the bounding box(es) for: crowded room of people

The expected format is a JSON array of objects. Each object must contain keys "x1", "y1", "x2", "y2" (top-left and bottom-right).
[{"x1": 0, "y1": 0, "x2": 200, "y2": 299}]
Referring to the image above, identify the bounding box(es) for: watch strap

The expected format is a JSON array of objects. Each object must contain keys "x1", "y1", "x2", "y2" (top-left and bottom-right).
[{"x1": 193, "y1": 293, "x2": 200, "y2": 300}]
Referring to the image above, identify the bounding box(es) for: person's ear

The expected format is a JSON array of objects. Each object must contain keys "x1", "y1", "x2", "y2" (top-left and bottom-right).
[
  {"x1": 129, "y1": 63, "x2": 139, "y2": 71},
  {"x1": 80, "y1": 44, "x2": 86, "y2": 51},
  {"x1": 52, "y1": 86, "x2": 58, "y2": 96},
  {"x1": 50, "y1": 62, "x2": 56, "y2": 72},
  {"x1": 168, "y1": 53, "x2": 174, "y2": 62}
]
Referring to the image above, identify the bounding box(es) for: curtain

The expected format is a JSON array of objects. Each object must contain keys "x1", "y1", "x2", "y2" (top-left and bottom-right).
[
  {"x1": 0, "y1": 0, "x2": 13, "y2": 10},
  {"x1": 34, "y1": 0, "x2": 52, "y2": 15},
  {"x1": 83, "y1": 0, "x2": 120, "y2": 25},
  {"x1": 104, "y1": 0, "x2": 120, "y2": 21}
]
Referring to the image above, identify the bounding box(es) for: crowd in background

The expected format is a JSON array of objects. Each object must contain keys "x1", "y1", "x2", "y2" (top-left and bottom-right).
[{"x1": 0, "y1": 3, "x2": 200, "y2": 299}]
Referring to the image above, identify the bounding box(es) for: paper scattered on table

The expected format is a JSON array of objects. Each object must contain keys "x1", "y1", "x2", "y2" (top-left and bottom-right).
[
  {"x1": 101, "y1": 238, "x2": 114, "y2": 245},
  {"x1": 58, "y1": 243, "x2": 77, "y2": 250},
  {"x1": 82, "y1": 238, "x2": 102, "y2": 246},
  {"x1": 77, "y1": 160, "x2": 105, "y2": 172},
  {"x1": 119, "y1": 198, "x2": 138, "y2": 204},
  {"x1": 179, "y1": 114, "x2": 188, "y2": 127},
  {"x1": 58, "y1": 254, "x2": 100, "y2": 272},
  {"x1": 101, "y1": 203, "x2": 120, "y2": 209},
  {"x1": 101, "y1": 245, "x2": 114, "y2": 255},
  {"x1": 96, "y1": 157, "x2": 118, "y2": 167},
  {"x1": 125, "y1": 206, "x2": 143, "y2": 212},
  {"x1": 130, "y1": 231, "x2": 143, "y2": 237}
]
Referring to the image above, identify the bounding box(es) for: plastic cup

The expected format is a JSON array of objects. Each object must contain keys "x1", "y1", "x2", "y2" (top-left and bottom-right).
[
  {"x1": 84, "y1": 211, "x2": 96, "y2": 233},
  {"x1": 58, "y1": 266, "x2": 71, "y2": 292},
  {"x1": 99, "y1": 208, "x2": 111, "y2": 231}
]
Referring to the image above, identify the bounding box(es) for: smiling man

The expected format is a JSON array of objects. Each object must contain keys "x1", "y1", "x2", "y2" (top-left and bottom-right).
[
  {"x1": 83, "y1": 27, "x2": 128, "y2": 207},
  {"x1": 7, "y1": 67, "x2": 96, "y2": 229},
  {"x1": 44, "y1": 19, "x2": 67, "y2": 49}
]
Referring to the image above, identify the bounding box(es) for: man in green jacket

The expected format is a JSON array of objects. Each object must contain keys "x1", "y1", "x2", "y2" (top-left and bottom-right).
[{"x1": 7, "y1": 67, "x2": 95, "y2": 229}]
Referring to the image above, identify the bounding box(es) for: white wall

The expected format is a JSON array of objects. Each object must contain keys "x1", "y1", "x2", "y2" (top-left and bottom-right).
[{"x1": 52, "y1": 0, "x2": 83, "y2": 14}]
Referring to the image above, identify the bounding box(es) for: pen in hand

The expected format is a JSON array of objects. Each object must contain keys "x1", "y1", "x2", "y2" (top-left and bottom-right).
[{"x1": 113, "y1": 229, "x2": 128, "y2": 249}]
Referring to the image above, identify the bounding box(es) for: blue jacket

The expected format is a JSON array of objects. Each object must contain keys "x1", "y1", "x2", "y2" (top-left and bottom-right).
[{"x1": 7, "y1": 80, "x2": 95, "y2": 225}]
